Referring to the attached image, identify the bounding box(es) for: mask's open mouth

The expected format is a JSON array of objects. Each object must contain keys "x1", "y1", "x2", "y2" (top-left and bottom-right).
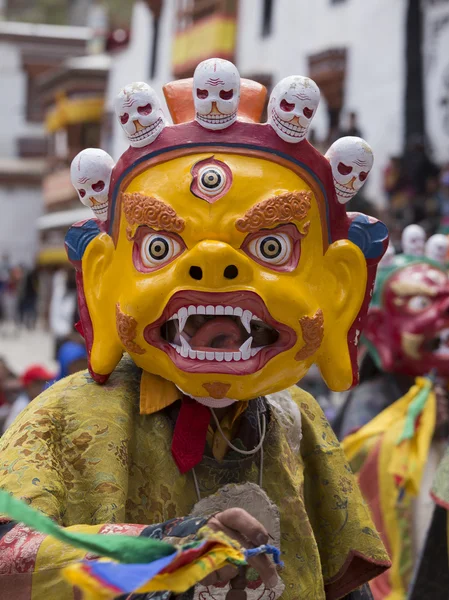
[
  {"x1": 423, "y1": 328, "x2": 449, "y2": 357},
  {"x1": 144, "y1": 291, "x2": 296, "y2": 374}
]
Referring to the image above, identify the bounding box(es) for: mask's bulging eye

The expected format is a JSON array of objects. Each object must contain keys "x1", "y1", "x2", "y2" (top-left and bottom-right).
[
  {"x1": 407, "y1": 295, "x2": 432, "y2": 313},
  {"x1": 198, "y1": 165, "x2": 226, "y2": 196},
  {"x1": 79, "y1": 189, "x2": 86, "y2": 198},
  {"x1": 248, "y1": 233, "x2": 293, "y2": 266},
  {"x1": 120, "y1": 113, "x2": 129, "y2": 124},
  {"x1": 197, "y1": 89, "x2": 209, "y2": 99},
  {"x1": 140, "y1": 233, "x2": 182, "y2": 268}
]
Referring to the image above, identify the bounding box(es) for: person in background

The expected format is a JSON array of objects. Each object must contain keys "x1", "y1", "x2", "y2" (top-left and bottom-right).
[
  {"x1": 342, "y1": 111, "x2": 363, "y2": 138},
  {"x1": 19, "y1": 266, "x2": 39, "y2": 330},
  {"x1": 56, "y1": 339, "x2": 88, "y2": 380},
  {"x1": 0, "y1": 254, "x2": 10, "y2": 328},
  {"x1": 1, "y1": 265, "x2": 22, "y2": 336},
  {"x1": 438, "y1": 167, "x2": 449, "y2": 233},
  {"x1": 412, "y1": 173, "x2": 442, "y2": 235},
  {"x1": 403, "y1": 135, "x2": 439, "y2": 198},
  {"x1": 2, "y1": 365, "x2": 55, "y2": 434},
  {"x1": 0, "y1": 358, "x2": 19, "y2": 430},
  {"x1": 49, "y1": 269, "x2": 78, "y2": 358}
]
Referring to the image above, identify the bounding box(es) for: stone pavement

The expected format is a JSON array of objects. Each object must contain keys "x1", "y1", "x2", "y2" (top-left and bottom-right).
[{"x1": 0, "y1": 327, "x2": 57, "y2": 374}]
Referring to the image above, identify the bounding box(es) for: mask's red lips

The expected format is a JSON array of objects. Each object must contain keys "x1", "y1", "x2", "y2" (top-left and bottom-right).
[{"x1": 143, "y1": 290, "x2": 297, "y2": 374}]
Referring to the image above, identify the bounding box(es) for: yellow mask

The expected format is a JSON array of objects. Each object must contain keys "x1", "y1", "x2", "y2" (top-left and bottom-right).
[{"x1": 66, "y1": 62, "x2": 388, "y2": 405}]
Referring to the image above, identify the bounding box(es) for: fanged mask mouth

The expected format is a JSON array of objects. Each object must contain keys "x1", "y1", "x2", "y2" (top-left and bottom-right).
[
  {"x1": 423, "y1": 328, "x2": 449, "y2": 356},
  {"x1": 160, "y1": 305, "x2": 279, "y2": 362},
  {"x1": 143, "y1": 291, "x2": 297, "y2": 375}
]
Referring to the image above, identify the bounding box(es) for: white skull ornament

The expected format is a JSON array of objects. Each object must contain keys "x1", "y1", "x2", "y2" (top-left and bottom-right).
[
  {"x1": 114, "y1": 82, "x2": 166, "y2": 148},
  {"x1": 70, "y1": 148, "x2": 115, "y2": 221},
  {"x1": 193, "y1": 58, "x2": 240, "y2": 130},
  {"x1": 325, "y1": 137, "x2": 374, "y2": 204},
  {"x1": 425, "y1": 234, "x2": 449, "y2": 264},
  {"x1": 401, "y1": 224, "x2": 426, "y2": 257},
  {"x1": 268, "y1": 76, "x2": 320, "y2": 143}
]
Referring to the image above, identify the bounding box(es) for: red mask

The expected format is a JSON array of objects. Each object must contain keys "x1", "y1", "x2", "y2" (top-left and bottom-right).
[{"x1": 364, "y1": 261, "x2": 449, "y2": 377}]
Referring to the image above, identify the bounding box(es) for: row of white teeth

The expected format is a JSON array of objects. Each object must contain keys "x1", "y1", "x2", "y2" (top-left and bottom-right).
[
  {"x1": 272, "y1": 111, "x2": 306, "y2": 136},
  {"x1": 198, "y1": 112, "x2": 236, "y2": 122},
  {"x1": 170, "y1": 336, "x2": 262, "y2": 362},
  {"x1": 91, "y1": 201, "x2": 108, "y2": 214},
  {"x1": 168, "y1": 305, "x2": 264, "y2": 362},
  {"x1": 334, "y1": 180, "x2": 354, "y2": 197},
  {"x1": 435, "y1": 329, "x2": 449, "y2": 355},
  {"x1": 130, "y1": 118, "x2": 163, "y2": 139}
]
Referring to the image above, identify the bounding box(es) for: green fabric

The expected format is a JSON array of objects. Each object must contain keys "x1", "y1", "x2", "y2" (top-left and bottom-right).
[
  {"x1": 397, "y1": 376, "x2": 433, "y2": 444},
  {"x1": 0, "y1": 491, "x2": 175, "y2": 563}
]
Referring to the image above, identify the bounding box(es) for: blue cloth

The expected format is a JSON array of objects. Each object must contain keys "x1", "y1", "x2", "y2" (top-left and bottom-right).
[
  {"x1": 83, "y1": 551, "x2": 178, "y2": 592},
  {"x1": 57, "y1": 341, "x2": 88, "y2": 380},
  {"x1": 245, "y1": 544, "x2": 283, "y2": 566}
]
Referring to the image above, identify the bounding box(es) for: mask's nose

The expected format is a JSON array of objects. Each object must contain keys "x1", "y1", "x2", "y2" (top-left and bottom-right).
[
  {"x1": 188, "y1": 263, "x2": 239, "y2": 282},
  {"x1": 179, "y1": 241, "x2": 253, "y2": 287}
]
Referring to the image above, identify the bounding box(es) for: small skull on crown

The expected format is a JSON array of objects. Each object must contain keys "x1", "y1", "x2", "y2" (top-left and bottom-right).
[
  {"x1": 114, "y1": 82, "x2": 166, "y2": 148},
  {"x1": 70, "y1": 148, "x2": 115, "y2": 221},
  {"x1": 268, "y1": 76, "x2": 320, "y2": 143},
  {"x1": 325, "y1": 137, "x2": 374, "y2": 205},
  {"x1": 193, "y1": 58, "x2": 241, "y2": 130}
]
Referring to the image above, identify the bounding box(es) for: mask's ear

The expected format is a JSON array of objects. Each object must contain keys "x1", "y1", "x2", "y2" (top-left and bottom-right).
[
  {"x1": 362, "y1": 307, "x2": 395, "y2": 372},
  {"x1": 81, "y1": 233, "x2": 123, "y2": 377},
  {"x1": 316, "y1": 240, "x2": 367, "y2": 391}
]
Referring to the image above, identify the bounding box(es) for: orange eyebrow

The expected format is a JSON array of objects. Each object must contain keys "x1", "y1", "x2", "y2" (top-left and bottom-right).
[
  {"x1": 122, "y1": 192, "x2": 185, "y2": 235},
  {"x1": 236, "y1": 191, "x2": 312, "y2": 233}
]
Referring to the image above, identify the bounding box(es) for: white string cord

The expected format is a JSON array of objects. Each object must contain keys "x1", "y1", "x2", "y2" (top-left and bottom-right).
[
  {"x1": 192, "y1": 406, "x2": 266, "y2": 501},
  {"x1": 210, "y1": 408, "x2": 267, "y2": 456}
]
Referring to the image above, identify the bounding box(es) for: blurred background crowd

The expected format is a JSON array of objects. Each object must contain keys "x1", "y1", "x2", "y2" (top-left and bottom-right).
[{"x1": 0, "y1": 0, "x2": 447, "y2": 431}]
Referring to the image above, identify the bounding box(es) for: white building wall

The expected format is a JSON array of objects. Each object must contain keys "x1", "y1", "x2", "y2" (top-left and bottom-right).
[
  {"x1": 423, "y1": 1, "x2": 449, "y2": 164},
  {"x1": 108, "y1": 0, "x2": 447, "y2": 208},
  {"x1": 0, "y1": 40, "x2": 43, "y2": 265},
  {"x1": 237, "y1": 0, "x2": 407, "y2": 207},
  {"x1": 0, "y1": 186, "x2": 42, "y2": 266},
  {"x1": 0, "y1": 42, "x2": 26, "y2": 157},
  {"x1": 105, "y1": 0, "x2": 176, "y2": 160}
]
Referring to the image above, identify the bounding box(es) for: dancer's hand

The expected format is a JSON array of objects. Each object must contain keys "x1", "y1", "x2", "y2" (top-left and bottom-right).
[{"x1": 200, "y1": 508, "x2": 279, "y2": 589}]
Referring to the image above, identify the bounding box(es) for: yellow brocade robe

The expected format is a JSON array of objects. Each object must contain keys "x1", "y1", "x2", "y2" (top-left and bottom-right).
[{"x1": 0, "y1": 359, "x2": 389, "y2": 599}]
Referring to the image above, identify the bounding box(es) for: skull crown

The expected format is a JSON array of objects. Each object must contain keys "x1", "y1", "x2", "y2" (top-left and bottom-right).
[
  {"x1": 108, "y1": 60, "x2": 375, "y2": 210},
  {"x1": 193, "y1": 58, "x2": 241, "y2": 131},
  {"x1": 114, "y1": 82, "x2": 166, "y2": 148},
  {"x1": 70, "y1": 148, "x2": 115, "y2": 222}
]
